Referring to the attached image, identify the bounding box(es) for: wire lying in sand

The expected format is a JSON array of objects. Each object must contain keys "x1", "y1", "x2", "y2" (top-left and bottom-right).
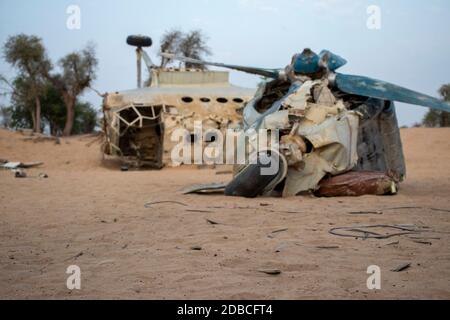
[
  {"x1": 329, "y1": 224, "x2": 425, "y2": 240},
  {"x1": 144, "y1": 200, "x2": 188, "y2": 208}
]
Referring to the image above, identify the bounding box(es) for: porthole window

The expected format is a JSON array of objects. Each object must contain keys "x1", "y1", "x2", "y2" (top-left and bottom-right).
[
  {"x1": 216, "y1": 97, "x2": 228, "y2": 103},
  {"x1": 186, "y1": 133, "x2": 197, "y2": 143},
  {"x1": 200, "y1": 97, "x2": 211, "y2": 103},
  {"x1": 181, "y1": 96, "x2": 193, "y2": 103},
  {"x1": 204, "y1": 131, "x2": 217, "y2": 143},
  {"x1": 233, "y1": 98, "x2": 244, "y2": 103}
]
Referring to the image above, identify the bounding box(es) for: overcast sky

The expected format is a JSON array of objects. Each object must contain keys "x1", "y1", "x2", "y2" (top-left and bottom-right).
[{"x1": 1, "y1": 0, "x2": 449, "y2": 126}]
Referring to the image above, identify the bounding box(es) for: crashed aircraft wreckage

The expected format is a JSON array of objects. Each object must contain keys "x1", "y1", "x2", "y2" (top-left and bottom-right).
[
  {"x1": 164, "y1": 48, "x2": 450, "y2": 198},
  {"x1": 102, "y1": 35, "x2": 255, "y2": 168}
]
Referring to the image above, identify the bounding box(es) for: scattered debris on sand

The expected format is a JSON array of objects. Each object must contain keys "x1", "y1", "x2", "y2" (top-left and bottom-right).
[
  {"x1": 144, "y1": 200, "x2": 188, "y2": 208},
  {"x1": 315, "y1": 171, "x2": 398, "y2": 197},
  {"x1": 14, "y1": 169, "x2": 27, "y2": 178},
  {"x1": 391, "y1": 262, "x2": 411, "y2": 272},
  {"x1": 257, "y1": 269, "x2": 282, "y2": 276},
  {"x1": 1, "y1": 161, "x2": 43, "y2": 169}
]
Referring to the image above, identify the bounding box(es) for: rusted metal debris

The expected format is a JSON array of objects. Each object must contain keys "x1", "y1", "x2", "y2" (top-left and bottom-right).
[{"x1": 315, "y1": 171, "x2": 398, "y2": 197}]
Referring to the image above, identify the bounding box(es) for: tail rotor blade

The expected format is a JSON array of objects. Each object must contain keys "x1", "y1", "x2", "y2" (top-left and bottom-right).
[
  {"x1": 160, "y1": 53, "x2": 280, "y2": 79},
  {"x1": 335, "y1": 73, "x2": 450, "y2": 112}
]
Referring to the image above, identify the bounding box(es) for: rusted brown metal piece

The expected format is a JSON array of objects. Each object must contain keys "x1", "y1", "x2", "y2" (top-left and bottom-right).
[{"x1": 315, "y1": 171, "x2": 398, "y2": 197}]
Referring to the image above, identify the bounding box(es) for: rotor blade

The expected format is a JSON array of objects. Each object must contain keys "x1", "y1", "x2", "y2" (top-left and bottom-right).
[
  {"x1": 335, "y1": 73, "x2": 450, "y2": 112},
  {"x1": 161, "y1": 53, "x2": 280, "y2": 79}
]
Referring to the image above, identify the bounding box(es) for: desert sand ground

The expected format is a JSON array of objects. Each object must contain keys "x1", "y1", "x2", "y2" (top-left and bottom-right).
[{"x1": 0, "y1": 128, "x2": 449, "y2": 299}]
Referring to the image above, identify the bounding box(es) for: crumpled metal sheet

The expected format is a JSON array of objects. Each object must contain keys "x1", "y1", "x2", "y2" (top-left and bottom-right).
[
  {"x1": 355, "y1": 100, "x2": 406, "y2": 180},
  {"x1": 244, "y1": 80, "x2": 320, "y2": 130},
  {"x1": 262, "y1": 110, "x2": 290, "y2": 130},
  {"x1": 282, "y1": 111, "x2": 360, "y2": 197},
  {"x1": 299, "y1": 102, "x2": 344, "y2": 127},
  {"x1": 313, "y1": 82, "x2": 336, "y2": 106},
  {"x1": 233, "y1": 76, "x2": 405, "y2": 198},
  {"x1": 240, "y1": 79, "x2": 361, "y2": 197},
  {"x1": 281, "y1": 80, "x2": 321, "y2": 111}
]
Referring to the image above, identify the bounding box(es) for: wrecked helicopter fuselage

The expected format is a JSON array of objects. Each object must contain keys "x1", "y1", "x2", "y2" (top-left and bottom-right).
[
  {"x1": 102, "y1": 36, "x2": 255, "y2": 168},
  {"x1": 102, "y1": 69, "x2": 255, "y2": 168}
]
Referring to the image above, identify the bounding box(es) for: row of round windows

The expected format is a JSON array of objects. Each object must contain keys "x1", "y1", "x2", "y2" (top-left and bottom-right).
[{"x1": 181, "y1": 96, "x2": 244, "y2": 104}]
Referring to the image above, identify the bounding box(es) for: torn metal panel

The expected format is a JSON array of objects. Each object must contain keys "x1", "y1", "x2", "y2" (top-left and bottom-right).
[
  {"x1": 354, "y1": 100, "x2": 406, "y2": 180},
  {"x1": 315, "y1": 171, "x2": 398, "y2": 197},
  {"x1": 280, "y1": 133, "x2": 305, "y2": 169},
  {"x1": 299, "y1": 102, "x2": 343, "y2": 127},
  {"x1": 283, "y1": 111, "x2": 360, "y2": 197},
  {"x1": 243, "y1": 80, "x2": 314, "y2": 132},
  {"x1": 313, "y1": 81, "x2": 336, "y2": 106},
  {"x1": 262, "y1": 110, "x2": 290, "y2": 130},
  {"x1": 281, "y1": 80, "x2": 321, "y2": 111},
  {"x1": 227, "y1": 78, "x2": 363, "y2": 197}
]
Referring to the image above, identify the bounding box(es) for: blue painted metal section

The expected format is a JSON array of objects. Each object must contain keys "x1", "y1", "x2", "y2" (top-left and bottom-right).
[
  {"x1": 292, "y1": 49, "x2": 347, "y2": 74},
  {"x1": 335, "y1": 73, "x2": 450, "y2": 112},
  {"x1": 293, "y1": 50, "x2": 320, "y2": 74},
  {"x1": 319, "y1": 50, "x2": 347, "y2": 71}
]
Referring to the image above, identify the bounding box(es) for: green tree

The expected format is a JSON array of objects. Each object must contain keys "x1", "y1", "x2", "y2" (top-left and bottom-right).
[
  {"x1": 423, "y1": 84, "x2": 450, "y2": 127},
  {"x1": 40, "y1": 83, "x2": 66, "y2": 135},
  {"x1": 5, "y1": 79, "x2": 97, "y2": 135},
  {"x1": 3, "y1": 34, "x2": 51, "y2": 132},
  {"x1": 37, "y1": 84, "x2": 98, "y2": 135},
  {"x1": 72, "y1": 102, "x2": 98, "y2": 135},
  {"x1": 48, "y1": 43, "x2": 98, "y2": 136},
  {"x1": 7, "y1": 75, "x2": 36, "y2": 129}
]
